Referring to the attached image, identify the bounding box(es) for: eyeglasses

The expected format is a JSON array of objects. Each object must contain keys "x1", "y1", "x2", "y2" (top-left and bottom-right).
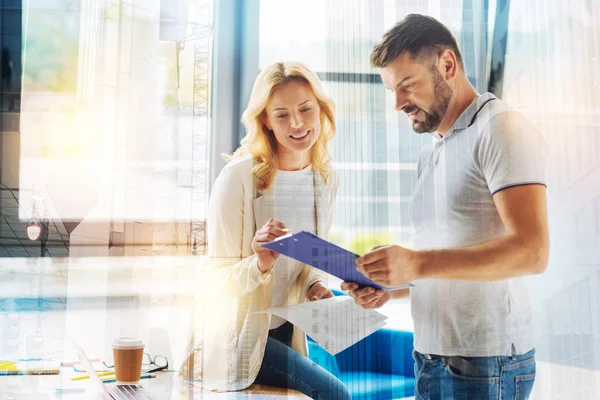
[
  {"x1": 142, "y1": 353, "x2": 169, "y2": 373},
  {"x1": 102, "y1": 353, "x2": 169, "y2": 373}
]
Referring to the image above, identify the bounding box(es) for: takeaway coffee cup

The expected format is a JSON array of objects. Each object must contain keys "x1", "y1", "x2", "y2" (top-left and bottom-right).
[{"x1": 112, "y1": 337, "x2": 144, "y2": 384}]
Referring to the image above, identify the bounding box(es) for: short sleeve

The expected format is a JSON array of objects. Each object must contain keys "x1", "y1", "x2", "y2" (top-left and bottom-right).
[
  {"x1": 416, "y1": 142, "x2": 428, "y2": 179},
  {"x1": 477, "y1": 111, "x2": 548, "y2": 195}
]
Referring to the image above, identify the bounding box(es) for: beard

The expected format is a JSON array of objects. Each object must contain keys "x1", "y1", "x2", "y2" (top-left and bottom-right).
[{"x1": 408, "y1": 68, "x2": 453, "y2": 134}]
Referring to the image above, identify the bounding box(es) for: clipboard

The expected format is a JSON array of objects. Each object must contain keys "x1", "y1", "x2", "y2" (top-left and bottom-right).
[{"x1": 262, "y1": 231, "x2": 413, "y2": 291}]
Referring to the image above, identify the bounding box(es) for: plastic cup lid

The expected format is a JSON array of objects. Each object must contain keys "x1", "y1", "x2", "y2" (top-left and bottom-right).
[{"x1": 112, "y1": 337, "x2": 144, "y2": 350}]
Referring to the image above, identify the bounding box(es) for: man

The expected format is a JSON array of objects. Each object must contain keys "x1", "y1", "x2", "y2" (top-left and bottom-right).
[{"x1": 342, "y1": 14, "x2": 548, "y2": 399}]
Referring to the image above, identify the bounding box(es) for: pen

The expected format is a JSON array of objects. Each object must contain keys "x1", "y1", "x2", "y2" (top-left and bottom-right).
[
  {"x1": 101, "y1": 373, "x2": 155, "y2": 383},
  {"x1": 71, "y1": 371, "x2": 115, "y2": 381}
]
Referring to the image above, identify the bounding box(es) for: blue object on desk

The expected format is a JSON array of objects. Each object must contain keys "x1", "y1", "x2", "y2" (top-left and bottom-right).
[
  {"x1": 0, "y1": 297, "x2": 67, "y2": 312},
  {"x1": 307, "y1": 289, "x2": 415, "y2": 399},
  {"x1": 262, "y1": 231, "x2": 412, "y2": 291}
]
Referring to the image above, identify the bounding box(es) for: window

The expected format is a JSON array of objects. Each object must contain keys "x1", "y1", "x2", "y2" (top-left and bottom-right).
[
  {"x1": 16, "y1": 0, "x2": 214, "y2": 257},
  {"x1": 595, "y1": 127, "x2": 600, "y2": 161},
  {"x1": 337, "y1": 169, "x2": 389, "y2": 197},
  {"x1": 256, "y1": 0, "x2": 474, "y2": 328},
  {"x1": 257, "y1": 1, "x2": 470, "y2": 244},
  {"x1": 595, "y1": 197, "x2": 600, "y2": 236}
]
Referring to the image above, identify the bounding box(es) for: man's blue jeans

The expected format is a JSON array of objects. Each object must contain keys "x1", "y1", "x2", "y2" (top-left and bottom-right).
[
  {"x1": 413, "y1": 348, "x2": 536, "y2": 399},
  {"x1": 254, "y1": 321, "x2": 351, "y2": 400}
]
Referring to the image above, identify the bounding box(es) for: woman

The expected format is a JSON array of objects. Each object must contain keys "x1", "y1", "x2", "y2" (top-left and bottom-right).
[{"x1": 194, "y1": 61, "x2": 350, "y2": 399}]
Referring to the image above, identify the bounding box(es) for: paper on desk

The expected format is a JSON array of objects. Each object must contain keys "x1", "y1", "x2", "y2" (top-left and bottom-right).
[{"x1": 258, "y1": 296, "x2": 387, "y2": 355}]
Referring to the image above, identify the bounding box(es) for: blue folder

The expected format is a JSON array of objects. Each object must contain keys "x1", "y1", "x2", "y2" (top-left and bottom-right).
[{"x1": 262, "y1": 231, "x2": 412, "y2": 291}]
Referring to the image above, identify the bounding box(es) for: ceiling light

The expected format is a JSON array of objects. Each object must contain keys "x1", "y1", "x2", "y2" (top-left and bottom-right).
[{"x1": 27, "y1": 221, "x2": 42, "y2": 241}]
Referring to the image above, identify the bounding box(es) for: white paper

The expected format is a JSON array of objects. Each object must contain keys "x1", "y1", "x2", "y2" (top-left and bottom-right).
[{"x1": 258, "y1": 297, "x2": 387, "y2": 354}]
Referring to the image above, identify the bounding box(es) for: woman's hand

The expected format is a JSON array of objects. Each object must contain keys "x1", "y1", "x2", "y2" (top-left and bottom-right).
[
  {"x1": 340, "y1": 282, "x2": 391, "y2": 309},
  {"x1": 251, "y1": 218, "x2": 289, "y2": 273},
  {"x1": 306, "y1": 281, "x2": 334, "y2": 301}
]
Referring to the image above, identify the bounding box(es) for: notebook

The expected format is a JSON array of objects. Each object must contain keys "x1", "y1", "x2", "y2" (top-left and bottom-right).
[{"x1": 0, "y1": 360, "x2": 61, "y2": 375}]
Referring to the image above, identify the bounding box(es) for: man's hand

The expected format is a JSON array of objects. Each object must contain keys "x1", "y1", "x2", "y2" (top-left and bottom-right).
[
  {"x1": 306, "y1": 281, "x2": 334, "y2": 301},
  {"x1": 341, "y1": 282, "x2": 391, "y2": 309},
  {"x1": 355, "y1": 245, "x2": 421, "y2": 287}
]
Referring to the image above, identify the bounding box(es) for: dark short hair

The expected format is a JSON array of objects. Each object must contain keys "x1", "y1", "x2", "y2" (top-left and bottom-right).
[{"x1": 370, "y1": 14, "x2": 464, "y2": 69}]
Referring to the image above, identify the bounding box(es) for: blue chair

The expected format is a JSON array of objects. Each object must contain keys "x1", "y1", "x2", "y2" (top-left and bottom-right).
[{"x1": 307, "y1": 290, "x2": 415, "y2": 399}]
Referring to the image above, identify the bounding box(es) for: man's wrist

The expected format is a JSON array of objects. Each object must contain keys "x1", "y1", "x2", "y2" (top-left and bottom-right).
[{"x1": 413, "y1": 249, "x2": 433, "y2": 280}]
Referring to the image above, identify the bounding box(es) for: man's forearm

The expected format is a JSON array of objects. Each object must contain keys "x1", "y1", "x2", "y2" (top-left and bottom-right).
[{"x1": 418, "y1": 234, "x2": 548, "y2": 281}]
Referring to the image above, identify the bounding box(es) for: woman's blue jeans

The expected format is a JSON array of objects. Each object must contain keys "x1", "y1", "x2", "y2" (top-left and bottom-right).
[{"x1": 254, "y1": 321, "x2": 352, "y2": 400}]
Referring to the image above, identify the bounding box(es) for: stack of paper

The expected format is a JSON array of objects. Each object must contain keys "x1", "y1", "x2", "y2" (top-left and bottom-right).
[{"x1": 260, "y1": 296, "x2": 388, "y2": 354}]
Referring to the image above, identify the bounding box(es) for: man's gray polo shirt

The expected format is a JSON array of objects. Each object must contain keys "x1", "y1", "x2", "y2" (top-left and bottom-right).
[{"x1": 410, "y1": 92, "x2": 547, "y2": 357}]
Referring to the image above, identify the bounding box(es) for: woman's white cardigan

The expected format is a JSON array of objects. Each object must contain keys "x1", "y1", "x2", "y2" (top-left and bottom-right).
[{"x1": 193, "y1": 155, "x2": 338, "y2": 391}]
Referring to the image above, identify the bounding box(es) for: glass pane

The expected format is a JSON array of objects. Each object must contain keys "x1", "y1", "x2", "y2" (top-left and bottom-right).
[
  {"x1": 14, "y1": 0, "x2": 214, "y2": 258},
  {"x1": 257, "y1": 1, "x2": 469, "y2": 330},
  {"x1": 257, "y1": 0, "x2": 465, "y2": 238}
]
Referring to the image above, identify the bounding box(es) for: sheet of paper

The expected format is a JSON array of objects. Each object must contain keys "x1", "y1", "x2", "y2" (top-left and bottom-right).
[{"x1": 258, "y1": 297, "x2": 387, "y2": 355}]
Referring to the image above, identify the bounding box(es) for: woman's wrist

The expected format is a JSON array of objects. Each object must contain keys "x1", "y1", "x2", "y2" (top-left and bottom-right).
[{"x1": 257, "y1": 259, "x2": 273, "y2": 273}]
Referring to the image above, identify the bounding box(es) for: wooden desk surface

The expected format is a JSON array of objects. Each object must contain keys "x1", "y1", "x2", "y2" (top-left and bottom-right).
[
  {"x1": 196, "y1": 382, "x2": 310, "y2": 398},
  {"x1": 243, "y1": 383, "x2": 310, "y2": 398},
  {"x1": 0, "y1": 371, "x2": 311, "y2": 399}
]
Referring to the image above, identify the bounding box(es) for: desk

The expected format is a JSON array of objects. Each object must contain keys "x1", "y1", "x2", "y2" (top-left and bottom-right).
[
  {"x1": 0, "y1": 371, "x2": 310, "y2": 399},
  {"x1": 242, "y1": 384, "x2": 310, "y2": 398},
  {"x1": 0, "y1": 257, "x2": 311, "y2": 399}
]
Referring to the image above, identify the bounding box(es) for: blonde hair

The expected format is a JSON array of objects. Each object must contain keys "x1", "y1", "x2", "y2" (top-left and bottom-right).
[{"x1": 231, "y1": 61, "x2": 336, "y2": 191}]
